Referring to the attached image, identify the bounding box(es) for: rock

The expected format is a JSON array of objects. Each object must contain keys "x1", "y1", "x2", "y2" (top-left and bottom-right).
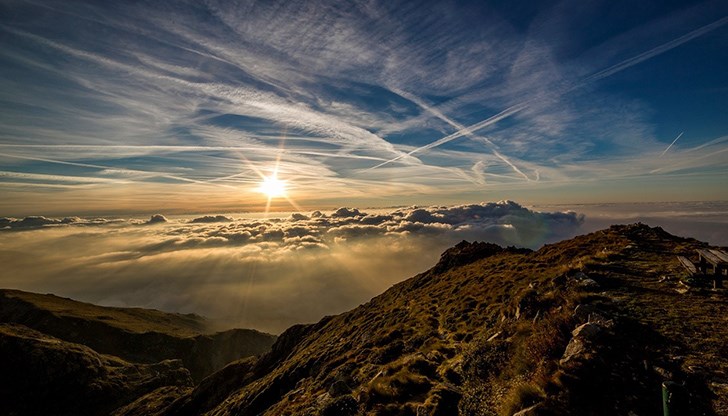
[
  {"x1": 551, "y1": 274, "x2": 567, "y2": 287},
  {"x1": 560, "y1": 322, "x2": 606, "y2": 366},
  {"x1": 577, "y1": 278, "x2": 600, "y2": 290},
  {"x1": 560, "y1": 337, "x2": 588, "y2": 365},
  {"x1": 572, "y1": 322, "x2": 602, "y2": 339},
  {"x1": 653, "y1": 366, "x2": 673, "y2": 380},
  {"x1": 573, "y1": 271, "x2": 589, "y2": 280},
  {"x1": 566, "y1": 272, "x2": 600, "y2": 290},
  {"x1": 328, "y1": 379, "x2": 352, "y2": 397}
]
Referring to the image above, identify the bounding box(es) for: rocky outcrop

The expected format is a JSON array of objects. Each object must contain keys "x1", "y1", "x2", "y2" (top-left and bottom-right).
[
  {"x1": 433, "y1": 240, "x2": 530, "y2": 272},
  {"x1": 560, "y1": 321, "x2": 610, "y2": 366}
]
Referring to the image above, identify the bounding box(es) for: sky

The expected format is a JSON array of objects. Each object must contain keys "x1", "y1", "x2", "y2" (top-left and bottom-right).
[{"x1": 0, "y1": 0, "x2": 727, "y2": 215}]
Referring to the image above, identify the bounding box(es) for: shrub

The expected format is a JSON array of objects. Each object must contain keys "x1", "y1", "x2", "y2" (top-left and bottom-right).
[
  {"x1": 462, "y1": 339, "x2": 509, "y2": 379},
  {"x1": 371, "y1": 340, "x2": 405, "y2": 364},
  {"x1": 500, "y1": 383, "x2": 544, "y2": 416},
  {"x1": 367, "y1": 369, "x2": 432, "y2": 405},
  {"x1": 523, "y1": 312, "x2": 572, "y2": 364}
]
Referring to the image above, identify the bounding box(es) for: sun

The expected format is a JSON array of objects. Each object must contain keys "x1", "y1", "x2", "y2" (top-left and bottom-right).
[{"x1": 258, "y1": 174, "x2": 287, "y2": 198}]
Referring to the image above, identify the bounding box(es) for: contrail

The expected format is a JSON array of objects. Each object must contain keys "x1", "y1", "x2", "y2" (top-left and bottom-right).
[
  {"x1": 389, "y1": 88, "x2": 531, "y2": 180},
  {"x1": 492, "y1": 150, "x2": 530, "y2": 181},
  {"x1": 365, "y1": 102, "x2": 527, "y2": 171},
  {"x1": 367, "y1": 15, "x2": 728, "y2": 171},
  {"x1": 0, "y1": 144, "x2": 387, "y2": 161},
  {"x1": 650, "y1": 145, "x2": 728, "y2": 174},
  {"x1": 389, "y1": 88, "x2": 497, "y2": 147},
  {"x1": 584, "y1": 16, "x2": 728, "y2": 84},
  {"x1": 0, "y1": 152, "x2": 236, "y2": 188},
  {"x1": 659, "y1": 132, "x2": 684, "y2": 157}
]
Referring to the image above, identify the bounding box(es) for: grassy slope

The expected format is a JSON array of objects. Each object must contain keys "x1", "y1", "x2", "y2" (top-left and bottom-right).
[
  {"x1": 120, "y1": 223, "x2": 728, "y2": 416},
  {"x1": 0, "y1": 289, "x2": 207, "y2": 336}
]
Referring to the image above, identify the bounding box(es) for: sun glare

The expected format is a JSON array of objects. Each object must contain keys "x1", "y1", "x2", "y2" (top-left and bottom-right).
[{"x1": 258, "y1": 174, "x2": 287, "y2": 198}]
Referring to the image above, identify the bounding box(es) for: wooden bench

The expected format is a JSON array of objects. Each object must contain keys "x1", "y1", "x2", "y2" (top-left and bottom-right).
[
  {"x1": 709, "y1": 249, "x2": 728, "y2": 264},
  {"x1": 676, "y1": 255, "x2": 697, "y2": 275},
  {"x1": 696, "y1": 249, "x2": 728, "y2": 289}
]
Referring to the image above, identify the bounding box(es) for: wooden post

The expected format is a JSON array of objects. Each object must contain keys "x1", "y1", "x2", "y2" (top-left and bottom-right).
[
  {"x1": 696, "y1": 249, "x2": 727, "y2": 288},
  {"x1": 698, "y1": 254, "x2": 707, "y2": 274},
  {"x1": 715, "y1": 265, "x2": 724, "y2": 289}
]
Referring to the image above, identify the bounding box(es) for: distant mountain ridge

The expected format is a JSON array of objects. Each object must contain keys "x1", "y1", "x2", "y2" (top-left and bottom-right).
[
  {"x1": 3, "y1": 224, "x2": 728, "y2": 415},
  {"x1": 0, "y1": 289, "x2": 276, "y2": 382}
]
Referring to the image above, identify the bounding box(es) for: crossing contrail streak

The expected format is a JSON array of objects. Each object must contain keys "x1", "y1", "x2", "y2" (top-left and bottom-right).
[
  {"x1": 365, "y1": 102, "x2": 527, "y2": 171},
  {"x1": 389, "y1": 88, "x2": 531, "y2": 180},
  {"x1": 367, "y1": 16, "x2": 728, "y2": 172}
]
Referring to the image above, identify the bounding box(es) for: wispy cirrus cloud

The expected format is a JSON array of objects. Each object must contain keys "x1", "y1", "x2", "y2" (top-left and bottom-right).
[{"x1": 0, "y1": 0, "x2": 727, "y2": 214}]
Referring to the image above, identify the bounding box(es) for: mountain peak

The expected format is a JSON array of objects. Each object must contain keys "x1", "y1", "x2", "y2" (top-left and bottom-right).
[{"x1": 433, "y1": 240, "x2": 531, "y2": 273}]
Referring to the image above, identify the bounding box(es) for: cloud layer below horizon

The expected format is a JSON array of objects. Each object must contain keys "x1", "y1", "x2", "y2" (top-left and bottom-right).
[
  {"x1": 0, "y1": 201, "x2": 585, "y2": 333},
  {"x1": 3, "y1": 200, "x2": 728, "y2": 334}
]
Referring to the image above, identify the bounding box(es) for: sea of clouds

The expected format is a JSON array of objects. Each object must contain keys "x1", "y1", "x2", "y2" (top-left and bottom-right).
[
  {"x1": 0, "y1": 201, "x2": 584, "y2": 333},
  {"x1": 3, "y1": 200, "x2": 727, "y2": 333}
]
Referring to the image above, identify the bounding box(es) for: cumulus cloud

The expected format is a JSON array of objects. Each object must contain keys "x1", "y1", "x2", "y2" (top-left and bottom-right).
[
  {"x1": 331, "y1": 207, "x2": 363, "y2": 218},
  {"x1": 190, "y1": 215, "x2": 233, "y2": 223},
  {"x1": 144, "y1": 214, "x2": 168, "y2": 225},
  {"x1": 0, "y1": 216, "x2": 73, "y2": 229},
  {"x1": 0, "y1": 201, "x2": 584, "y2": 333},
  {"x1": 0, "y1": 216, "x2": 121, "y2": 230}
]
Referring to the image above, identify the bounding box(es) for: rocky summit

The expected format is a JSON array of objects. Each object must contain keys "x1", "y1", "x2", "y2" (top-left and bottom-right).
[{"x1": 3, "y1": 224, "x2": 728, "y2": 415}]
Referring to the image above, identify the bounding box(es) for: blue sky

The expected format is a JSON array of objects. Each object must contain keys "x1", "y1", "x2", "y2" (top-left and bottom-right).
[{"x1": 1, "y1": 0, "x2": 727, "y2": 215}]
